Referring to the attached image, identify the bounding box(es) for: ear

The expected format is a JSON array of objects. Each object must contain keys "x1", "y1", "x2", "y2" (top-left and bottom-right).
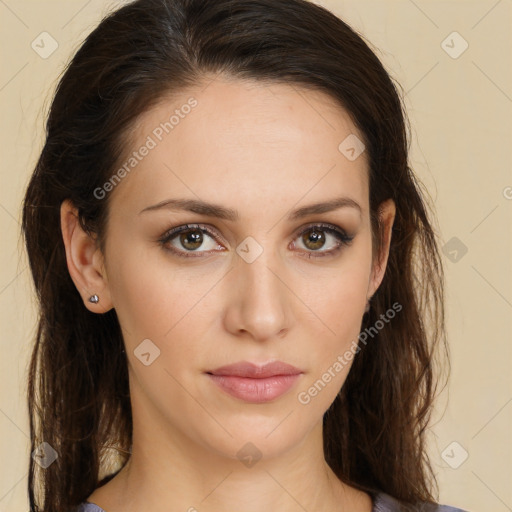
[
  {"x1": 367, "y1": 198, "x2": 396, "y2": 300},
  {"x1": 60, "y1": 199, "x2": 113, "y2": 313}
]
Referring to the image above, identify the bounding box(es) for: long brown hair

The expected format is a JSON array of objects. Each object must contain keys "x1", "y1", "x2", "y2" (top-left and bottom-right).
[{"x1": 21, "y1": 0, "x2": 448, "y2": 510}]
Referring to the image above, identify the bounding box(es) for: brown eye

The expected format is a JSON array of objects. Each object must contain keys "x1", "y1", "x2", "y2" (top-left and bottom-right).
[
  {"x1": 293, "y1": 223, "x2": 354, "y2": 258},
  {"x1": 158, "y1": 222, "x2": 354, "y2": 260},
  {"x1": 159, "y1": 224, "x2": 224, "y2": 257}
]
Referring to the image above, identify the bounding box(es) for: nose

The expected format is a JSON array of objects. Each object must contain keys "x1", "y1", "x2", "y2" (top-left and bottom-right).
[{"x1": 222, "y1": 246, "x2": 291, "y2": 342}]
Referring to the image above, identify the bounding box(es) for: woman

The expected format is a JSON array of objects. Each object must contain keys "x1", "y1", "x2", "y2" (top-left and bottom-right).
[{"x1": 21, "y1": 0, "x2": 468, "y2": 511}]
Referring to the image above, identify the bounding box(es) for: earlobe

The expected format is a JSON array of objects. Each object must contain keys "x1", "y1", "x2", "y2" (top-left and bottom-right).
[
  {"x1": 367, "y1": 198, "x2": 396, "y2": 300},
  {"x1": 60, "y1": 199, "x2": 113, "y2": 313}
]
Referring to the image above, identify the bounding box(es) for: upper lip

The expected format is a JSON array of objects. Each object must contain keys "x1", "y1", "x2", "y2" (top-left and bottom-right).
[{"x1": 207, "y1": 361, "x2": 303, "y2": 378}]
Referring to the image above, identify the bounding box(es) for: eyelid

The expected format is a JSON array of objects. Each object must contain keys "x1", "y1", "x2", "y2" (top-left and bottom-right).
[
  {"x1": 290, "y1": 221, "x2": 351, "y2": 239},
  {"x1": 158, "y1": 223, "x2": 225, "y2": 257},
  {"x1": 290, "y1": 222, "x2": 354, "y2": 257},
  {"x1": 158, "y1": 222, "x2": 354, "y2": 258}
]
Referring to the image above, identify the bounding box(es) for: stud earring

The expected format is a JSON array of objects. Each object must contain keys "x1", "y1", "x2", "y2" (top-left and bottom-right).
[
  {"x1": 364, "y1": 300, "x2": 370, "y2": 313},
  {"x1": 88, "y1": 294, "x2": 99, "y2": 304}
]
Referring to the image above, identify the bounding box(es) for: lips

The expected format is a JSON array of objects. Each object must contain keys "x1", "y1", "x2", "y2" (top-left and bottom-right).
[
  {"x1": 206, "y1": 361, "x2": 303, "y2": 403},
  {"x1": 207, "y1": 361, "x2": 302, "y2": 378}
]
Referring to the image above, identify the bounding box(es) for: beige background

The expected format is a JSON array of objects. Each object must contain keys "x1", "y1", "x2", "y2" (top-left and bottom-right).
[{"x1": 1, "y1": 1, "x2": 511, "y2": 511}]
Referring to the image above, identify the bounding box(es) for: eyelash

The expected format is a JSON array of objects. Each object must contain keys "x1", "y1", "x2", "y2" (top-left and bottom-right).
[{"x1": 157, "y1": 222, "x2": 354, "y2": 259}]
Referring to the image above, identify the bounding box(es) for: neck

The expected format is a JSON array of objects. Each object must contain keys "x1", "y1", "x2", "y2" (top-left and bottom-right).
[{"x1": 91, "y1": 420, "x2": 372, "y2": 512}]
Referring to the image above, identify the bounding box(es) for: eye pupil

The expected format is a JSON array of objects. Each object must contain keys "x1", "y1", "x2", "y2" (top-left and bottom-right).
[
  {"x1": 303, "y1": 229, "x2": 325, "y2": 250},
  {"x1": 181, "y1": 229, "x2": 203, "y2": 250}
]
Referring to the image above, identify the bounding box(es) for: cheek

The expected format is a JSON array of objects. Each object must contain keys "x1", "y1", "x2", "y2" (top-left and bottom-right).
[
  {"x1": 104, "y1": 233, "x2": 177, "y2": 343},
  {"x1": 302, "y1": 257, "x2": 369, "y2": 337},
  {"x1": 105, "y1": 237, "x2": 221, "y2": 361},
  {"x1": 107, "y1": 258, "x2": 174, "y2": 342},
  {"x1": 295, "y1": 257, "x2": 370, "y2": 399}
]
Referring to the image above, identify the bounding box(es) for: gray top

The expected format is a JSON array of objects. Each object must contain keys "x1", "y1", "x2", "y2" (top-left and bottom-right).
[{"x1": 75, "y1": 492, "x2": 468, "y2": 511}]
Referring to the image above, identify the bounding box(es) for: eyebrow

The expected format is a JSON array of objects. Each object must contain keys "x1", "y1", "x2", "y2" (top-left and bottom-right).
[{"x1": 139, "y1": 196, "x2": 362, "y2": 221}]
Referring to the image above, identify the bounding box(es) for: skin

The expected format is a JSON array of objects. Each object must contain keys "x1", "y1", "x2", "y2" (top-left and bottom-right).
[{"x1": 61, "y1": 75, "x2": 395, "y2": 512}]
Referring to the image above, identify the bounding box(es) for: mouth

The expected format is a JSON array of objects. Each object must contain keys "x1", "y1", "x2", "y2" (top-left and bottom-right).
[{"x1": 206, "y1": 361, "x2": 303, "y2": 403}]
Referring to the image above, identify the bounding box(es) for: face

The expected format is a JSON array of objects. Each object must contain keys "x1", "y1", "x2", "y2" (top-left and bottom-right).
[{"x1": 94, "y1": 76, "x2": 394, "y2": 463}]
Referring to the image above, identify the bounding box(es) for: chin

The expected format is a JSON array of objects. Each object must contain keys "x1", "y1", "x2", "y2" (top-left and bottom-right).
[{"x1": 192, "y1": 417, "x2": 307, "y2": 465}]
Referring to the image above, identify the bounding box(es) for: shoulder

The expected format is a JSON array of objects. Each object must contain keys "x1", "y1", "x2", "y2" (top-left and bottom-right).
[
  {"x1": 73, "y1": 502, "x2": 107, "y2": 512},
  {"x1": 372, "y1": 492, "x2": 469, "y2": 512},
  {"x1": 74, "y1": 494, "x2": 470, "y2": 512}
]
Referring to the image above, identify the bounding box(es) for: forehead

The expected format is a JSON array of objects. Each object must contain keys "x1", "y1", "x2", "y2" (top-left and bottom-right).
[{"x1": 109, "y1": 76, "x2": 369, "y2": 217}]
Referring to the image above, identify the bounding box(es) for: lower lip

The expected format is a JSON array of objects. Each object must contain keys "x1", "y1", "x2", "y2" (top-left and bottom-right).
[{"x1": 207, "y1": 374, "x2": 302, "y2": 403}]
